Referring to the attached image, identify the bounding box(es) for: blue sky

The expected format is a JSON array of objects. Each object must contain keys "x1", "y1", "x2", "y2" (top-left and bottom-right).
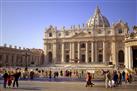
[{"x1": 0, "y1": 0, "x2": 137, "y2": 49}]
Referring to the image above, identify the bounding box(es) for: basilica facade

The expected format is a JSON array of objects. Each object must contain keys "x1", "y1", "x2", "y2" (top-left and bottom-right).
[{"x1": 43, "y1": 7, "x2": 129, "y2": 69}]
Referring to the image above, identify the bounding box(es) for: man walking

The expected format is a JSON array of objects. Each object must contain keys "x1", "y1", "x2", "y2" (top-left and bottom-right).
[{"x1": 13, "y1": 69, "x2": 21, "y2": 88}]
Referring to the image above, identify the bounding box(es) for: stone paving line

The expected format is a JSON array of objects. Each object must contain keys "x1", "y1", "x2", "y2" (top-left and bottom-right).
[{"x1": 0, "y1": 80, "x2": 137, "y2": 91}]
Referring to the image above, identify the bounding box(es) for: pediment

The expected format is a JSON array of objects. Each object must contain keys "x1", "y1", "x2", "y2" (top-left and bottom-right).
[{"x1": 71, "y1": 32, "x2": 90, "y2": 38}]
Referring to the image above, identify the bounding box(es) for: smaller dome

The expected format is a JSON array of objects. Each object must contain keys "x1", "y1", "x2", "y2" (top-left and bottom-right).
[{"x1": 87, "y1": 6, "x2": 110, "y2": 27}]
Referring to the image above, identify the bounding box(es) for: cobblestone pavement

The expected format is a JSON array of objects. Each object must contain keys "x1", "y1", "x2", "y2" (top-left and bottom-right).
[{"x1": 0, "y1": 80, "x2": 137, "y2": 91}]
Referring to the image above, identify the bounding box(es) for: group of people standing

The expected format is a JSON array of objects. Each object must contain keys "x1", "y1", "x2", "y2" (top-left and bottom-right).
[
  {"x1": 85, "y1": 70, "x2": 133, "y2": 88},
  {"x1": 105, "y1": 70, "x2": 132, "y2": 88},
  {"x1": 3, "y1": 69, "x2": 21, "y2": 88}
]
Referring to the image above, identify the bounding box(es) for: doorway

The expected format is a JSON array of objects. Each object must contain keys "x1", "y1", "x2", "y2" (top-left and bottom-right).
[{"x1": 133, "y1": 47, "x2": 137, "y2": 68}]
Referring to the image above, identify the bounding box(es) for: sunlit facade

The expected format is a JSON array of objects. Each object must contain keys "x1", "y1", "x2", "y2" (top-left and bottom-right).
[{"x1": 43, "y1": 7, "x2": 129, "y2": 69}]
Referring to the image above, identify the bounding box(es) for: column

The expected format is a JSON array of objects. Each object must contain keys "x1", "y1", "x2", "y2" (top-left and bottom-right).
[
  {"x1": 78, "y1": 42, "x2": 80, "y2": 62},
  {"x1": 69, "y1": 43, "x2": 72, "y2": 63},
  {"x1": 61, "y1": 43, "x2": 64, "y2": 63},
  {"x1": 8, "y1": 54, "x2": 12, "y2": 66},
  {"x1": 94, "y1": 42, "x2": 97, "y2": 62},
  {"x1": 13, "y1": 54, "x2": 17, "y2": 66},
  {"x1": 71, "y1": 42, "x2": 75, "y2": 60},
  {"x1": 91, "y1": 42, "x2": 94, "y2": 62},
  {"x1": 111, "y1": 41, "x2": 117, "y2": 66},
  {"x1": 53, "y1": 43, "x2": 57, "y2": 64},
  {"x1": 124, "y1": 47, "x2": 128, "y2": 68},
  {"x1": 103, "y1": 41, "x2": 106, "y2": 63},
  {"x1": 129, "y1": 47, "x2": 133, "y2": 69},
  {"x1": 3, "y1": 54, "x2": 6, "y2": 66},
  {"x1": 44, "y1": 44, "x2": 48, "y2": 64},
  {"x1": 85, "y1": 42, "x2": 88, "y2": 63},
  {"x1": 22, "y1": 55, "x2": 25, "y2": 67}
]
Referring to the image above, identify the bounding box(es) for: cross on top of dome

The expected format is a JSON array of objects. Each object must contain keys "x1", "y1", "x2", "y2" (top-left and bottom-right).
[{"x1": 95, "y1": 6, "x2": 101, "y2": 14}]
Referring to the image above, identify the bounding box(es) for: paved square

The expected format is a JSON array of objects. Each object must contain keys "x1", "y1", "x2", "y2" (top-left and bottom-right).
[{"x1": 1, "y1": 80, "x2": 137, "y2": 91}]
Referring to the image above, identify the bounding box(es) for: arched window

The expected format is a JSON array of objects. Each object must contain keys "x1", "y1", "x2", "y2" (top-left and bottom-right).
[{"x1": 118, "y1": 50, "x2": 124, "y2": 64}]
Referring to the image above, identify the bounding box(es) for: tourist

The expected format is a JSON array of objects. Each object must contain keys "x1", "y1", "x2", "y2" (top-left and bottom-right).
[
  {"x1": 49, "y1": 70, "x2": 52, "y2": 79},
  {"x1": 128, "y1": 73, "x2": 133, "y2": 83},
  {"x1": 7, "y1": 72, "x2": 13, "y2": 88},
  {"x1": 60, "y1": 70, "x2": 63, "y2": 76},
  {"x1": 105, "y1": 71, "x2": 112, "y2": 88},
  {"x1": 69, "y1": 71, "x2": 72, "y2": 77},
  {"x1": 118, "y1": 71, "x2": 122, "y2": 85},
  {"x1": 113, "y1": 71, "x2": 118, "y2": 87},
  {"x1": 56, "y1": 71, "x2": 59, "y2": 78},
  {"x1": 125, "y1": 72, "x2": 129, "y2": 83},
  {"x1": 45, "y1": 70, "x2": 48, "y2": 77},
  {"x1": 54, "y1": 72, "x2": 56, "y2": 78},
  {"x1": 122, "y1": 71, "x2": 125, "y2": 81},
  {"x1": 3, "y1": 70, "x2": 8, "y2": 88},
  {"x1": 85, "y1": 72, "x2": 94, "y2": 87},
  {"x1": 12, "y1": 69, "x2": 21, "y2": 88},
  {"x1": 30, "y1": 70, "x2": 35, "y2": 80}
]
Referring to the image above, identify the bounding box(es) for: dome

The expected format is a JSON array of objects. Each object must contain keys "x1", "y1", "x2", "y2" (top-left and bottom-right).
[{"x1": 87, "y1": 6, "x2": 110, "y2": 27}]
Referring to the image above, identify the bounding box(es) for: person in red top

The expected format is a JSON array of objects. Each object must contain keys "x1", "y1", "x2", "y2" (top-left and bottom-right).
[{"x1": 7, "y1": 72, "x2": 13, "y2": 88}]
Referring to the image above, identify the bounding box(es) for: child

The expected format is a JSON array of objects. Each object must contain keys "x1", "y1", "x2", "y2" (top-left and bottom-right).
[{"x1": 7, "y1": 73, "x2": 13, "y2": 88}]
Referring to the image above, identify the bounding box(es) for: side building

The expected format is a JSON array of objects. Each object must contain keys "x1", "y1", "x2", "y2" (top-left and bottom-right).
[
  {"x1": 43, "y1": 7, "x2": 129, "y2": 69},
  {"x1": 125, "y1": 26, "x2": 137, "y2": 70},
  {"x1": 0, "y1": 44, "x2": 44, "y2": 67}
]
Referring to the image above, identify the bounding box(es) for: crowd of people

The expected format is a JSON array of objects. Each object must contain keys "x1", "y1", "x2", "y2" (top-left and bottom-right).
[
  {"x1": 85, "y1": 70, "x2": 133, "y2": 88},
  {"x1": 0, "y1": 67, "x2": 136, "y2": 89},
  {"x1": 0, "y1": 67, "x2": 85, "y2": 88},
  {"x1": 105, "y1": 70, "x2": 133, "y2": 88}
]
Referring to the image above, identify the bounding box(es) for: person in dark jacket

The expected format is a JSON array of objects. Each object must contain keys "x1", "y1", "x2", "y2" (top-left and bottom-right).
[
  {"x1": 3, "y1": 70, "x2": 8, "y2": 88},
  {"x1": 85, "y1": 72, "x2": 94, "y2": 87},
  {"x1": 122, "y1": 71, "x2": 125, "y2": 81},
  {"x1": 30, "y1": 71, "x2": 34, "y2": 80},
  {"x1": 12, "y1": 70, "x2": 21, "y2": 88},
  {"x1": 113, "y1": 71, "x2": 118, "y2": 87}
]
